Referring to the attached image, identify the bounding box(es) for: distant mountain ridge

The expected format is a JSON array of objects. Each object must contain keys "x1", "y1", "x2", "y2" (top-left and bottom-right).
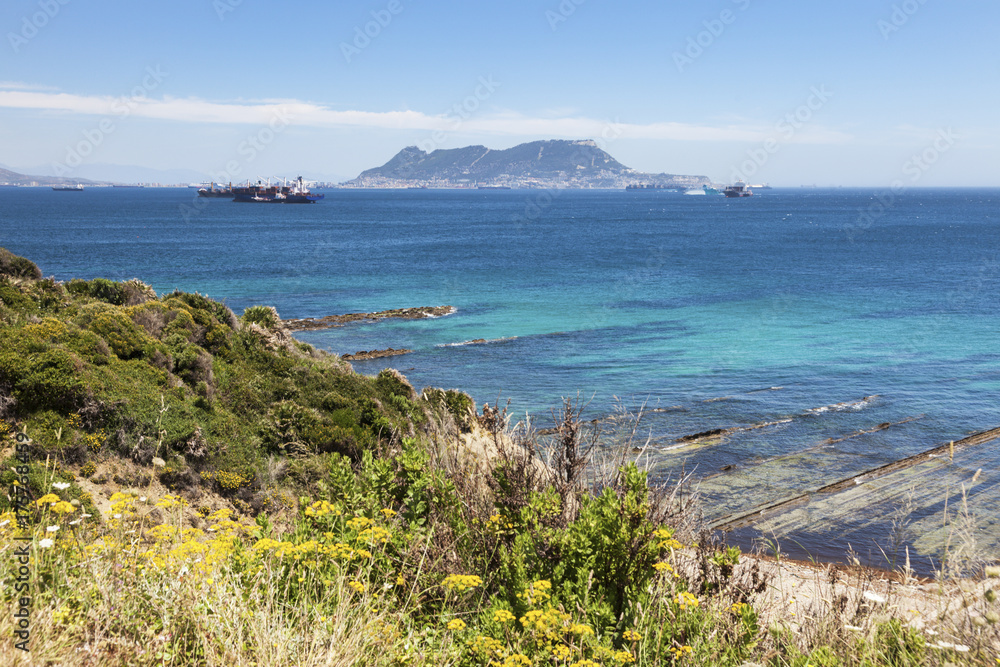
[
  {"x1": 0, "y1": 167, "x2": 96, "y2": 187},
  {"x1": 346, "y1": 139, "x2": 709, "y2": 189}
]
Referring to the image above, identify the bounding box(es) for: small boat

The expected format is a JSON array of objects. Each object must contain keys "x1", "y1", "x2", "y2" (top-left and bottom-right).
[
  {"x1": 52, "y1": 184, "x2": 84, "y2": 191},
  {"x1": 723, "y1": 182, "x2": 753, "y2": 197},
  {"x1": 703, "y1": 185, "x2": 723, "y2": 195}
]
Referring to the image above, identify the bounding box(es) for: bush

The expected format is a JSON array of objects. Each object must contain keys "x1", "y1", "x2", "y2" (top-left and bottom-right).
[
  {"x1": 321, "y1": 391, "x2": 353, "y2": 412},
  {"x1": 0, "y1": 348, "x2": 86, "y2": 412},
  {"x1": 0, "y1": 278, "x2": 33, "y2": 311},
  {"x1": 0, "y1": 247, "x2": 42, "y2": 280},
  {"x1": 86, "y1": 278, "x2": 128, "y2": 305},
  {"x1": 88, "y1": 310, "x2": 154, "y2": 360},
  {"x1": 120, "y1": 279, "x2": 157, "y2": 306},
  {"x1": 169, "y1": 291, "x2": 237, "y2": 329},
  {"x1": 375, "y1": 368, "x2": 416, "y2": 401},
  {"x1": 425, "y1": 387, "x2": 475, "y2": 431},
  {"x1": 241, "y1": 305, "x2": 280, "y2": 329}
]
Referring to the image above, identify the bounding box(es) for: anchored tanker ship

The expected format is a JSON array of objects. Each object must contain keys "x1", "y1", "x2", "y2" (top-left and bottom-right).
[{"x1": 231, "y1": 176, "x2": 324, "y2": 203}]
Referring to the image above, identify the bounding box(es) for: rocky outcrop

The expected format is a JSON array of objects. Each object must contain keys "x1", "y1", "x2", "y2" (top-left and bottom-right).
[{"x1": 282, "y1": 306, "x2": 454, "y2": 332}]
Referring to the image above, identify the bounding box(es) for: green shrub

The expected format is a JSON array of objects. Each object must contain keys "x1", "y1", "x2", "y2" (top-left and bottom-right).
[
  {"x1": 168, "y1": 291, "x2": 237, "y2": 329},
  {"x1": 375, "y1": 368, "x2": 416, "y2": 401},
  {"x1": 88, "y1": 310, "x2": 154, "y2": 360},
  {"x1": 0, "y1": 247, "x2": 42, "y2": 280},
  {"x1": 86, "y1": 278, "x2": 128, "y2": 305},
  {"x1": 241, "y1": 305, "x2": 280, "y2": 329},
  {"x1": 203, "y1": 324, "x2": 232, "y2": 355},
  {"x1": 425, "y1": 387, "x2": 475, "y2": 431},
  {"x1": 173, "y1": 343, "x2": 213, "y2": 387},
  {"x1": 1, "y1": 349, "x2": 86, "y2": 412},
  {"x1": 262, "y1": 400, "x2": 319, "y2": 453},
  {"x1": 304, "y1": 423, "x2": 357, "y2": 456},
  {"x1": 120, "y1": 279, "x2": 156, "y2": 306},
  {"x1": 160, "y1": 309, "x2": 198, "y2": 342},
  {"x1": 0, "y1": 278, "x2": 33, "y2": 312},
  {"x1": 358, "y1": 397, "x2": 393, "y2": 438},
  {"x1": 321, "y1": 391, "x2": 353, "y2": 412},
  {"x1": 328, "y1": 407, "x2": 358, "y2": 430}
]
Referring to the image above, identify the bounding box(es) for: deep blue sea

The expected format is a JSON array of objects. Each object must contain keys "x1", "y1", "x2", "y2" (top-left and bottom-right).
[{"x1": 3, "y1": 186, "x2": 999, "y2": 573}]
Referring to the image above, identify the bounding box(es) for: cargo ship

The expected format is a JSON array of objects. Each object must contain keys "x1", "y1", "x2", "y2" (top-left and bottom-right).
[
  {"x1": 231, "y1": 177, "x2": 324, "y2": 203},
  {"x1": 52, "y1": 184, "x2": 84, "y2": 191},
  {"x1": 197, "y1": 182, "x2": 233, "y2": 198},
  {"x1": 626, "y1": 183, "x2": 676, "y2": 191}
]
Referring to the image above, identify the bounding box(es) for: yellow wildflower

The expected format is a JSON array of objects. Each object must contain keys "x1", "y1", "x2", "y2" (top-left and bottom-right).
[
  {"x1": 447, "y1": 618, "x2": 466, "y2": 631},
  {"x1": 50, "y1": 501, "x2": 75, "y2": 515},
  {"x1": 346, "y1": 516, "x2": 373, "y2": 531},
  {"x1": 469, "y1": 635, "x2": 504, "y2": 658},
  {"x1": 669, "y1": 645, "x2": 693, "y2": 660},
  {"x1": 674, "y1": 591, "x2": 699, "y2": 611},
  {"x1": 442, "y1": 574, "x2": 483, "y2": 592},
  {"x1": 35, "y1": 493, "x2": 60, "y2": 507},
  {"x1": 304, "y1": 500, "x2": 341, "y2": 518},
  {"x1": 155, "y1": 494, "x2": 187, "y2": 509},
  {"x1": 493, "y1": 609, "x2": 516, "y2": 624}
]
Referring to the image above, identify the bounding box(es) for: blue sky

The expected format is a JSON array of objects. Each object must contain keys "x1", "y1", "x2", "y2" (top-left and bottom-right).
[{"x1": 1, "y1": 0, "x2": 997, "y2": 185}]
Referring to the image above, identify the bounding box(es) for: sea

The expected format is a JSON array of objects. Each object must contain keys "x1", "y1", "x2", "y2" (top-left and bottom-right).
[{"x1": 3, "y1": 186, "x2": 999, "y2": 575}]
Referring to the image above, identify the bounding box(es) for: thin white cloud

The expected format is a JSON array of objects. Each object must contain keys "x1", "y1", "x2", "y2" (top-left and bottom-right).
[
  {"x1": 0, "y1": 88, "x2": 852, "y2": 144},
  {"x1": 0, "y1": 81, "x2": 60, "y2": 92}
]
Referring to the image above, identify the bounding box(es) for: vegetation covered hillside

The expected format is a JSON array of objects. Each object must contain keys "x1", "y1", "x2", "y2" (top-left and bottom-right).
[{"x1": 0, "y1": 247, "x2": 997, "y2": 666}]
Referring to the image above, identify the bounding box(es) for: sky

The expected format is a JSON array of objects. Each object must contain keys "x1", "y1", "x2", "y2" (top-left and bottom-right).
[{"x1": 1, "y1": 0, "x2": 997, "y2": 185}]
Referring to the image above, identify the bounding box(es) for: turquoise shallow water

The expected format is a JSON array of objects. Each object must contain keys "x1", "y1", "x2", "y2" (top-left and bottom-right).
[{"x1": 2, "y1": 186, "x2": 999, "y2": 572}]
